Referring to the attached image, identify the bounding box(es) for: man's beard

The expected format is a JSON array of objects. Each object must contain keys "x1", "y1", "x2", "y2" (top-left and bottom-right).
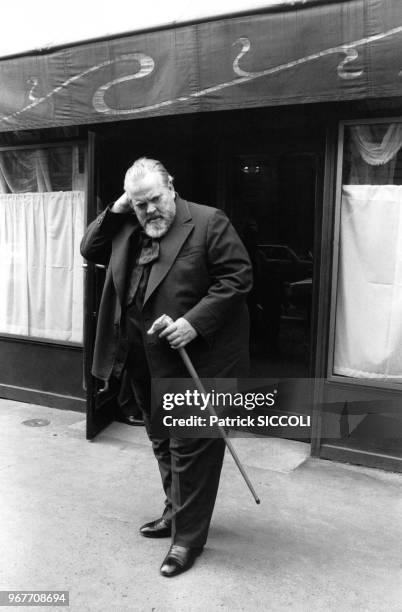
[
  {"x1": 144, "y1": 217, "x2": 170, "y2": 238},
  {"x1": 143, "y1": 202, "x2": 175, "y2": 238}
]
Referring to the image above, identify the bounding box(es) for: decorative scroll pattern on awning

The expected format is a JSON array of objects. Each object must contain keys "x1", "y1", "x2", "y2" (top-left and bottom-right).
[{"x1": 0, "y1": 0, "x2": 402, "y2": 132}]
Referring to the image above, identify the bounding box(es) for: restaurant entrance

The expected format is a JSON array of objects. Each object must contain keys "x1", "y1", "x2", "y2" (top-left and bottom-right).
[{"x1": 85, "y1": 108, "x2": 325, "y2": 438}]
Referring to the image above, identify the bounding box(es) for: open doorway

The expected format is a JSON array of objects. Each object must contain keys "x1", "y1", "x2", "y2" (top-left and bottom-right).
[{"x1": 87, "y1": 109, "x2": 323, "y2": 438}]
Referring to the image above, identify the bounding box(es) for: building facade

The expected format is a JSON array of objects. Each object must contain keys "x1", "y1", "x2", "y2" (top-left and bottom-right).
[{"x1": 1, "y1": 0, "x2": 402, "y2": 470}]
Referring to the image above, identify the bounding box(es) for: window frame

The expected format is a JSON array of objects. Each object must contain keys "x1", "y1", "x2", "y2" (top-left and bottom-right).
[
  {"x1": 0, "y1": 139, "x2": 87, "y2": 348},
  {"x1": 327, "y1": 117, "x2": 402, "y2": 392}
]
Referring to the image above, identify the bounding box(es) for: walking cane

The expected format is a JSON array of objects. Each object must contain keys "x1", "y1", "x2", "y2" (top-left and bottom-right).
[{"x1": 148, "y1": 315, "x2": 261, "y2": 505}]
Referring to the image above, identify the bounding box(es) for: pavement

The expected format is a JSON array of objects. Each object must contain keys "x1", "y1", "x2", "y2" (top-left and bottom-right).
[{"x1": 1, "y1": 398, "x2": 402, "y2": 612}]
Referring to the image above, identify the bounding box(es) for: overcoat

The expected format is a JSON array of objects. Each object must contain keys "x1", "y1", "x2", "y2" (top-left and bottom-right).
[{"x1": 80, "y1": 196, "x2": 253, "y2": 382}]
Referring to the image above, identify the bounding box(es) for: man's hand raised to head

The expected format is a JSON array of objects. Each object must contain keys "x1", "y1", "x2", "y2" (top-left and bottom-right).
[
  {"x1": 111, "y1": 192, "x2": 133, "y2": 214},
  {"x1": 148, "y1": 316, "x2": 198, "y2": 349}
]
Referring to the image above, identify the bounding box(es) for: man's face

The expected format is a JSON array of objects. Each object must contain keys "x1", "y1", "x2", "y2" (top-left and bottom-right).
[{"x1": 126, "y1": 172, "x2": 176, "y2": 238}]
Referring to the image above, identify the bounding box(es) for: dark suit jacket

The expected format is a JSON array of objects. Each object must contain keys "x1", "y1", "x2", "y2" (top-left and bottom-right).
[{"x1": 80, "y1": 196, "x2": 253, "y2": 381}]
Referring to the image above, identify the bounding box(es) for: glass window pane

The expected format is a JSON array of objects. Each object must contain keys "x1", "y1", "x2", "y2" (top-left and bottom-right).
[
  {"x1": 0, "y1": 145, "x2": 85, "y2": 344},
  {"x1": 333, "y1": 122, "x2": 402, "y2": 380}
]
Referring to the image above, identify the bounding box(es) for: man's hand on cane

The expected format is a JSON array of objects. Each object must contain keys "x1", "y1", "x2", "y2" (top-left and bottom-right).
[{"x1": 148, "y1": 315, "x2": 197, "y2": 349}]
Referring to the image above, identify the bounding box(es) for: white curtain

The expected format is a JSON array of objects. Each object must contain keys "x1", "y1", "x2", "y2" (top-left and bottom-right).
[
  {"x1": 0, "y1": 191, "x2": 85, "y2": 342},
  {"x1": 334, "y1": 185, "x2": 402, "y2": 379}
]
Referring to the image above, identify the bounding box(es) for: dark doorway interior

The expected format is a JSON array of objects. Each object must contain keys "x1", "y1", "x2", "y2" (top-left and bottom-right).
[
  {"x1": 231, "y1": 152, "x2": 316, "y2": 378},
  {"x1": 89, "y1": 107, "x2": 324, "y2": 437},
  {"x1": 95, "y1": 108, "x2": 323, "y2": 381}
]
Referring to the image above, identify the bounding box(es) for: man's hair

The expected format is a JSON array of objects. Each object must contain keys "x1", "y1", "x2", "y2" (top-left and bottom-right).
[{"x1": 124, "y1": 157, "x2": 173, "y2": 191}]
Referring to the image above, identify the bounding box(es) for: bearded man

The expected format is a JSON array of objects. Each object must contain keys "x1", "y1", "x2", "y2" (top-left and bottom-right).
[{"x1": 80, "y1": 157, "x2": 252, "y2": 576}]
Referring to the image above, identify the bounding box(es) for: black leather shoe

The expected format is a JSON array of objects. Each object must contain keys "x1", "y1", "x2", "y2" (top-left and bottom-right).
[
  {"x1": 115, "y1": 413, "x2": 145, "y2": 426},
  {"x1": 139, "y1": 518, "x2": 171, "y2": 538},
  {"x1": 160, "y1": 544, "x2": 203, "y2": 577}
]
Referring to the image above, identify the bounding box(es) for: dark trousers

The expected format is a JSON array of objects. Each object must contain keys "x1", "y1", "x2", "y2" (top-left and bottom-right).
[{"x1": 129, "y1": 372, "x2": 225, "y2": 548}]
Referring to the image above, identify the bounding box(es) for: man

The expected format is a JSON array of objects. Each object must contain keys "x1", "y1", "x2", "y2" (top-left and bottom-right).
[{"x1": 81, "y1": 157, "x2": 252, "y2": 577}]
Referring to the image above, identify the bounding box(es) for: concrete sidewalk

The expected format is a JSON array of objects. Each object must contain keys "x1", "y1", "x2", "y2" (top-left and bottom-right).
[{"x1": 0, "y1": 398, "x2": 401, "y2": 612}]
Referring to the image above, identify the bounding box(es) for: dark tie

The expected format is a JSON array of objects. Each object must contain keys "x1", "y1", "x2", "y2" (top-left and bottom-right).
[
  {"x1": 126, "y1": 234, "x2": 160, "y2": 306},
  {"x1": 137, "y1": 235, "x2": 160, "y2": 265}
]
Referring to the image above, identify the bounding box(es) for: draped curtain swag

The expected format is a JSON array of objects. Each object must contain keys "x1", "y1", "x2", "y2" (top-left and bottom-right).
[{"x1": 351, "y1": 124, "x2": 402, "y2": 166}]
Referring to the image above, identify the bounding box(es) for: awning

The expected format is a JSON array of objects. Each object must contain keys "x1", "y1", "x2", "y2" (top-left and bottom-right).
[{"x1": 1, "y1": 0, "x2": 402, "y2": 133}]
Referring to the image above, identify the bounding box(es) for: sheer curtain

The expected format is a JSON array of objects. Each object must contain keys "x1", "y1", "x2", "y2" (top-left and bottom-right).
[
  {"x1": 0, "y1": 146, "x2": 85, "y2": 343},
  {"x1": 0, "y1": 191, "x2": 84, "y2": 342},
  {"x1": 334, "y1": 123, "x2": 402, "y2": 379},
  {"x1": 0, "y1": 147, "x2": 86, "y2": 194},
  {"x1": 334, "y1": 185, "x2": 402, "y2": 379}
]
